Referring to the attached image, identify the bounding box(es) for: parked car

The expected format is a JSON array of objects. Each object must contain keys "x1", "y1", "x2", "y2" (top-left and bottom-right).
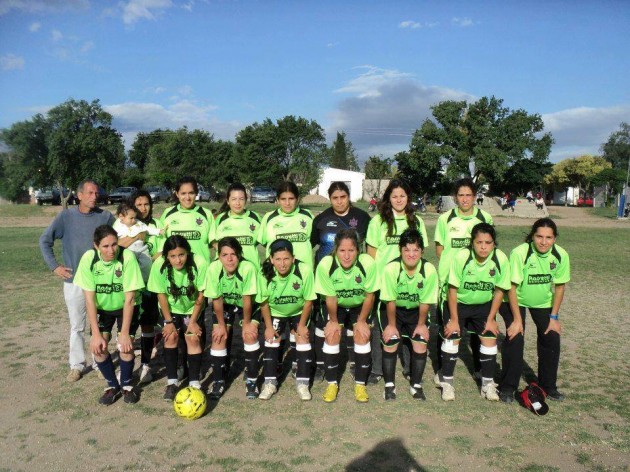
[
  {"x1": 34, "y1": 187, "x2": 72, "y2": 205},
  {"x1": 196, "y1": 185, "x2": 212, "y2": 202},
  {"x1": 146, "y1": 186, "x2": 171, "y2": 203},
  {"x1": 108, "y1": 186, "x2": 137, "y2": 205},
  {"x1": 250, "y1": 186, "x2": 276, "y2": 203},
  {"x1": 66, "y1": 186, "x2": 109, "y2": 205}
]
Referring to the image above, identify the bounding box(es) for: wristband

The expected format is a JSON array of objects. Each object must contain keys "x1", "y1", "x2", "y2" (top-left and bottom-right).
[
  {"x1": 549, "y1": 314, "x2": 559, "y2": 320},
  {"x1": 164, "y1": 320, "x2": 174, "y2": 325}
]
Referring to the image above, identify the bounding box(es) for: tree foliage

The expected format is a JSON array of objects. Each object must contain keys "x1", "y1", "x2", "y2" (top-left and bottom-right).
[
  {"x1": 544, "y1": 155, "x2": 611, "y2": 193},
  {"x1": 364, "y1": 155, "x2": 393, "y2": 179},
  {"x1": 601, "y1": 122, "x2": 630, "y2": 172},
  {"x1": 329, "y1": 131, "x2": 360, "y2": 171}
]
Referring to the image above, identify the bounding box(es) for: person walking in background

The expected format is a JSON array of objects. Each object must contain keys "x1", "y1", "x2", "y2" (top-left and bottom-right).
[{"x1": 39, "y1": 180, "x2": 115, "y2": 382}]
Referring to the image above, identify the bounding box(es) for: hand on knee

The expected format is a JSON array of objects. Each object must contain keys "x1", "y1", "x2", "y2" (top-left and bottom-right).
[{"x1": 441, "y1": 339, "x2": 459, "y2": 354}]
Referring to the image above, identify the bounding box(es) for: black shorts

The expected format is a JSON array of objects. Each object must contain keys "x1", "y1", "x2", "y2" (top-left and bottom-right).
[
  {"x1": 319, "y1": 305, "x2": 362, "y2": 328},
  {"x1": 139, "y1": 291, "x2": 159, "y2": 326},
  {"x1": 212, "y1": 303, "x2": 261, "y2": 326},
  {"x1": 378, "y1": 304, "x2": 428, "y2": 346},
  {"x1": 441, "y1": 301, "x2": 496, "y2": 341},
  {"x1": 167, "y1": 312, "x2": 206, "y2": 336},
  {"x1": 271, "y1": 314, "x2": 308, "y2": 335},
  {"x1": 96, "y1": 306, "x2": 141, "y2": 336}
]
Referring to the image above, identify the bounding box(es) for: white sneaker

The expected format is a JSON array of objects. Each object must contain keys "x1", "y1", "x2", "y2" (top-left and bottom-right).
[
  {"x1": 434, "y1": 373, "x2": 455, "y2": 401},
  {"x1": 296, "y1": 384, "x2": 312, "y2": 401},
  {"x1": 139, "y1": 364, "x2": 153, "y2": 384},
  {"x1": 259, "y1": 383, "x2": 277, "y2": 400},
  {"x1": 481, "y1": 382, "x2": 500, "y2": 401}
]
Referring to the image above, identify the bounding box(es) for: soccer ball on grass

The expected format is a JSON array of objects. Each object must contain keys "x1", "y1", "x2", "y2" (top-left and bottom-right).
[{"x1": 173, "y1": 387, "x2": 207, "y2": 420}]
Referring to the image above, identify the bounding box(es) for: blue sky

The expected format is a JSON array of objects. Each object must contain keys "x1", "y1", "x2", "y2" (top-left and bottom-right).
[{"x1": 1, "y1": 0, "x2": 629, "y2": 163}]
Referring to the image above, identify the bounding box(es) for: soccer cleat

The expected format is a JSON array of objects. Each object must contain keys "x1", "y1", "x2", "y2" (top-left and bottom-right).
[
  {"x1": 297, "y1": 384, "x2": 312, "y2": 401},
  {"x1": 138, "y1": 364, "x2": 153, "y2": 384},
  {"x1": 99, "y1": 387, "x2": 121, "y2": 405},
  {"x1": 410, "y1": 385, "x2": 426, "y2": 400},
  {"x1": 434, "y1": 373, "x2": 455, "y2": 401},
  {"x1": 122, "y1": 388, "x2": 139, "y2": 404},
  {"x1": 163, "y1": 384, "x2": 178, "y2": 402},
  {"x1": 208, "y1": 381, "x2": 226, "y2": 400},
  {"x1": 354, "y1": 384, "x2": 369, "y2": 403},
  {"x1": 322, "y1": 383, "x2": 339, "y2": 403},
  {"x1": 245, "y1": 380, "x2": 259, "y2": 400},
  {"x1": 367, "y1": 373, "x2": 382, "y2": 385},
  {"x1": 67, "y1": 369, "x2": 82, "y2": 382},
  {"x1": 384, "y1": 386, "x2": 397, "y2": 401},
  {"x1": 481, "y1": 382, "x2": 500, "y2": 401},
  {"x1": 546, "y1": 389, "x2": 565, "y2": 402},
  {"x1": 259, "y1": 382, "x2": 277, "y2": 400},
  {"x1": 499, "y1": 390, "x2": 515, "y2": 403}
]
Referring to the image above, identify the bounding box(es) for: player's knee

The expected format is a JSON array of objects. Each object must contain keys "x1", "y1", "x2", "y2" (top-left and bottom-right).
[
  {"x1": 354, "y1": 332, "x2": 369, "y2": 345},
  {"x1": 242, "y1": 331, "x2": 258, "y2": 345},
  {"x1": 441, "y1": 339, "x2": 459, "y2": 354}
]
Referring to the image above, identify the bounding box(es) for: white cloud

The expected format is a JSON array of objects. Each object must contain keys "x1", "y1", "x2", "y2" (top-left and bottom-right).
[
  {"x1": 0, "y1": 0, "x2": 88, "y2": 15},
  {"x1": 399, "y1": 20, "x2": 420, "y2": 29},
  {"x1": 327, "y1": 42, "x2": 339, "y2": 48},
  {"x1": 80, "y1": 40, "x2": 94, "y2": 53},
  {"x1": 121, "y1": 0, "x2": 173, "y2": 25},
  {"x1": 178, "y1": 84, "x2": 193, "y2": 96},
  {"x1": 452, "y1": 17, "x2": 474, "y2": 27},
  {"x1": 335, "y1": 66, "x2": 414, "y2": 98},
  {"x1": 182, "y1": 1, "x2": 194, "y2": 12},
  {"x1": 105, "y1": 100, "x2": 241, "y2": 148},
  {"x1": 52, "y1": 29, "x2": 63, "y2": 42},
  {"x1": 29, "y1": 22, "x2": 41, "y2": 32},
  {"x1": 543, "y1": 105, "x2": 630, "y2": 161},
  {"x1": 0, "y1": 53, "x2": 25, "y2": 70}
]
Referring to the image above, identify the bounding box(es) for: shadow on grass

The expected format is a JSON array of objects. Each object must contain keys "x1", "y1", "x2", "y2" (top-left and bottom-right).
[{"x1": 345, "y1": 438, "x2": 426, "y2": 471}]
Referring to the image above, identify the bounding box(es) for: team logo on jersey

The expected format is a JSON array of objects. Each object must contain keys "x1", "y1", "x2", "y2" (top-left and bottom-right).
[
  {"x1": 349, "y1": 217, "x2": 358, "y2": 228},
  {"x1": 463, "y1": 281, "x2": 494, "y2": 291},
  {"x1": 170, "y1": 220, "x2": 179, "y2": 225},
  {"x1": 489, "y1": 268, "x2": 496, "y2": 277},
  {"x1": 273, "y1": 222, "x2": 283, "y2": 228},
  {"x1": 115, "y1": 269, "x2": 122, "y2": 278},
  {"x1": 326, "y1": 221, "x2": 337, "y2": 227},
  {"x1": 249, "y1": 224, "x2": 256, "y2": 232},
  {"x1": 293, "y1": 282, "x2": 301, "y2": 290},
  {"x1": 528, "y1": 274, "x2": 553, "y2": 285},
  {"x1": 300, "y1": 219, "x2": 307, "y2": 228},
  {"x1": 451, "y1": 238, "x2": 469, "y2": 248},
  {"x1": 223, "y1": 225, "x2": 232, "y2": 231},
  {"x1": 277, "y1": 232, "x2": 308, "y2": 243},
  {"x1": 355, "y1": 276, "x2": 362, "y2": 284},
  {"x1": 550, "y1": 262, "x2": 556, "y2": 270},
  {"x1": 417, "y1": 281, "x2": 424, "y2": 289},
  {"x1": 385, "y1": 236, "x2": 401, "y2": 245},
  {"x1": 196, "y1": 218, "x2": 203, "y2": 226}
]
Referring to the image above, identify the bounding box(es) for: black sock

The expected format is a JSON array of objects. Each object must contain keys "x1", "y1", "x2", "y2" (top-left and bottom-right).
[
  {"x1": 480, "y1": 352, "x2": 497, "y2": 382},
  {"x1": 188, "y1": 353, "x2": 202, "y2": 383},
  {"x1": 211, "y1": 351, "x2": 228, "y2": 382},
  {"x1": 345, "y1": 333, "x2": 355, "y2": 365},
  {"x1": 470, "y1": 335, "x2": 481, "y2": 372},
  {"x1": 441, "y1": 349, "x2": 458, "y2": 379},
  {"x1": 296, "y1": 346, "x2": 312, "y2": 381},
  {"x1": 382, "y1": 350, "x2": 397, "y2": 385},
  {"x1": 314, "y1": 333, "x2": 325, "y2": 369},
  {"x1": 119, "y1": 357, "x2": 134, "y2": 389},
  {"x1": 244, "y1": 345, "x2": 260, "y2": 381},
  {"x1": 164, "y1": 347, "x2": 178, "y2": 381},
  {"x1": 263, "y1": 346, "x2": 279, "y2": 382},
  {"x1": 411, "y1": 351, "x2": 427, "y2": 386},
  {"x1": 96, "y1": 354, "x2": 120, "y2": 390},
  {"x1": 354, "y1": 351, "x2": 371, "y2": 385},
  {"x1": 140, "y1": 332, "x2": 154, "y2": 365},
  {"x1": 324, "y1": 352, "x2": 340, "y2": 383}
]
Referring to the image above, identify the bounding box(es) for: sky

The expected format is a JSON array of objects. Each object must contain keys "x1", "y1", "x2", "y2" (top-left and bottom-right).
[{"x1": 1, "y1": 0, "x2": 629, "y2": 164}]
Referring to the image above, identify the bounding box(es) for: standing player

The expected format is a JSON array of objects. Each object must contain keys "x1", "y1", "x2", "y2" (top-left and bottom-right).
[
  {"x1": 314, "y1": 229, "x2": 377, "y2": 403},
  {"x1": 39, "y1": 180, "x2": 115, "y2": 382},
  {"x1": 498, "y1": 218, "x2": 570, "y2": 402},
  {"x1": 257, "y1": 239, "x2": 316, "y2": 401},
  {"x1": 365, "y1": 179, "x2": 429, "y2": 384},
  {"x1": 311, "y1": 182, "x2": 370, "y2": 379},
  {"x1": 73, "y1": 225, "x2": 145, "y2": 404},
  {"x1": 147, "y1": 236, "x2": 207, "y2": 401},
  {"x1": 160, "y1": 176, "x2": 215, "y2": 263},
  {"x1": 203, "y1": 237, "x2": 261, "y2": 400},
  {"x1": 435, "y1": 223, "x2": 511, "y2": 402},
  {"x1": 211, "y1": 183, "x2": 262, "y2": 267},
  {"x1": 434, "y1": 178, "x2": 493, "y2": 375},
  {"x1": 379, "y1": 229, "x2": 438, "y2": 400}
]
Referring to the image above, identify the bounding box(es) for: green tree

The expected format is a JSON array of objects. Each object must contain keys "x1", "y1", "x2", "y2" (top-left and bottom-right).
[
  {"x1": 601, "y1": 122, "x2": 630, "y2": 172},
  {"x1": 364, "y1": 155, "x2": 393, "y2": 197},
  {"x1": 329, "y1": 131, "x2": 360, "y2": 171},
  {"x1": 499, "y1": 158, "x2": 552, "y2": 195},
  {"x1": 128, "y1": 129, "x2": 167, "y2": 173},
  {"x1": 544, "y1": 155, "x2": 612, "y2": 197},
  {"x1": 396, "y1": 120, "x2": 444, "y2": 195}
]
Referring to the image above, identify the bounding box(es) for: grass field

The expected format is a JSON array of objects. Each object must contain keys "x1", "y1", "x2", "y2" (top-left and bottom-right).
[{"x1": 0, "y1": 210, "x2": 628, "y2": 471}]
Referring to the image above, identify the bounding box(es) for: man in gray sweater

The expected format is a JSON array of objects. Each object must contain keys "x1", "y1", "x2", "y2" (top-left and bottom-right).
[{"x1": 40, "y1": 180, "x2": 115, "y2": 382}]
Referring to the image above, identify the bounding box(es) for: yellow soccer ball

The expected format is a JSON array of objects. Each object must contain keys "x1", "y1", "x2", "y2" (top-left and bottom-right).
[{"x1": 173, "y1": 387, "x2": 207, "y2": 420}]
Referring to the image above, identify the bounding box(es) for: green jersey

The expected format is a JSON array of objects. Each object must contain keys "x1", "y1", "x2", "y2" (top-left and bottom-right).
[
  {"x1": 257, "y1": 261, "x2": 316, "y2": 318},
  {"x1": 380, "y1": 258, "x2": 439, "y2": 309},
  {"x1": 203, "y1": 259, "x2": 258, "y2": 308},
  {"x1": 211, "y1": 210, "x2": 262, "y2": 268},
  {"x1": 74, "y1": 248, "x2": 145, "y2": 312},
  {"x1": 147, "y1": 254, "x2": 208, "y2": 315},
  {"x1": 365, "y1": 213, "x2": 429, "y2": 270},
  {"x1": 314, "y1": 254, "x2": 377, "y2": 308},
  {"x1": 258, "y1": 207, "x2": 314, "y2": 268},
  {"x1": 509, "y1": 242, "x2": 571, "y2": 308},
  {"x1": 159, "y1": 204, "x2": 215, "y2": 262},
  {"x1": 448, "y1": 248, "x2": 511, "y2": 305},
  {"x1": 434, "y1": 207, "x2": 493, "y2": 281}
]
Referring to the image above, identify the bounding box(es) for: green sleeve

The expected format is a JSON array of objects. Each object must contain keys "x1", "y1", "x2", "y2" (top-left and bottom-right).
[
  {"x1": 379, "y1": 263, "x2": 399, "y2": 302},
  {"x1": 362, "y1": 256, "x2": 378, "y2": 293},
  {"x1": 122, "y1": 250, "x2": 146, "y2": 292},
  {"x1": 509, "y1": 247, "x2": 525, "y2": 286},
  {"x1": 242, "y1": 262, "x2": 258, "y2": 296},
  {"x1": 495, "y1": 251, "x2": 512, "y2": 291},
  {"x1": 416, "y1": 215, "x2": 429, "y2": 250},
  {"x1": 434, "y1": 216, "x2": 446, "y2": 245},
  {"x1": 314, "y1": 257, "x2": 335, "y2": 297},
  {"x1": 365, "y1": 215, "x2": 382, "y2": 249},
  {"x1": 553, "y1": 248, "x2": 571, "y2": 284},
  {"x1": 203, "y1": 261, "x2": 221, "y2": 299},
  {"x1": 73, "y1": 251, "x2": 96, "y2": 291},
  {"x1": 255, "y1": 273, "x2": 269, "y2": 304},
  {"x1": 194, "y1": 255, "x2": 208, "y2": 290},
  {"x1": 147, "y1": 257, "x2": 167, "y2": 294},
  {"x1": 208, "y1": 216, "x2": 218, "y2": 244},
  {"x1": 257, "y1": 213, "x2": 270, "y2": 246},
  {"x1": 420, "y1": 262, "x2": 439, "y2": 305},
  {"x1": 448, "y1": 254, "x2": 463, "y2": 288},
  {"x1": 301, "y1": 264, "x2": 317, "y2": 301}
]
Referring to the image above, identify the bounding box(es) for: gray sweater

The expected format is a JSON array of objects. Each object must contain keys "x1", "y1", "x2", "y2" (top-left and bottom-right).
[{"x1": 39, "y1": 207, "x2": 115, "y2": 283}]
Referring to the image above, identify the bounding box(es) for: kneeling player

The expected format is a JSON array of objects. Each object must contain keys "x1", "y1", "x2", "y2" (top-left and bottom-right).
[{"x1": 379, "y1": 229, "x2": 438, "y2": 400}]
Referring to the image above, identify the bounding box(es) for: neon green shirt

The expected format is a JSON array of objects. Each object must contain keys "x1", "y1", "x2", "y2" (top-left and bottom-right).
[
  {"x1": 74, "y1": 248, "x2": 145, "y2": 311},
  {"x1": 314, "y1": 254, "x2": 377, "y2": 307},
  {"x1": 202, "y1": 259, "x2": 258, "y2": 308},
  {"x1": 210, "y1": 210, "x2": 262, "y2": 268},
  {"x1": 448, "y1": 248, "x2": 511, "y2": 305},
  {"x1": 365, "y1": 213, "x2": 429, "y2": 270},
  {"x1": 147, "y1": 254, "x2": 208, "y2": 315},
  {"x1": 509, "y1": 242, "x2": 571, "y2": 308},
  {"x1": 159, "y1": 204, "x2": 215, "y2": 262},
  {"x1": 144, "y1": 217, "x2": 164, "y2": 258},
  {"x1": 434, "y1": 207, "x2": 493, "y2": 282},
  {"x1": 380, "y1": 258, "x2": 439, "y2": 309},
  {"x1": 258, "y1": 207, "x2": 314, "y2": 268},
  {"x1": 257, "y1": 261, "x2": 316, "y2": 318}
]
